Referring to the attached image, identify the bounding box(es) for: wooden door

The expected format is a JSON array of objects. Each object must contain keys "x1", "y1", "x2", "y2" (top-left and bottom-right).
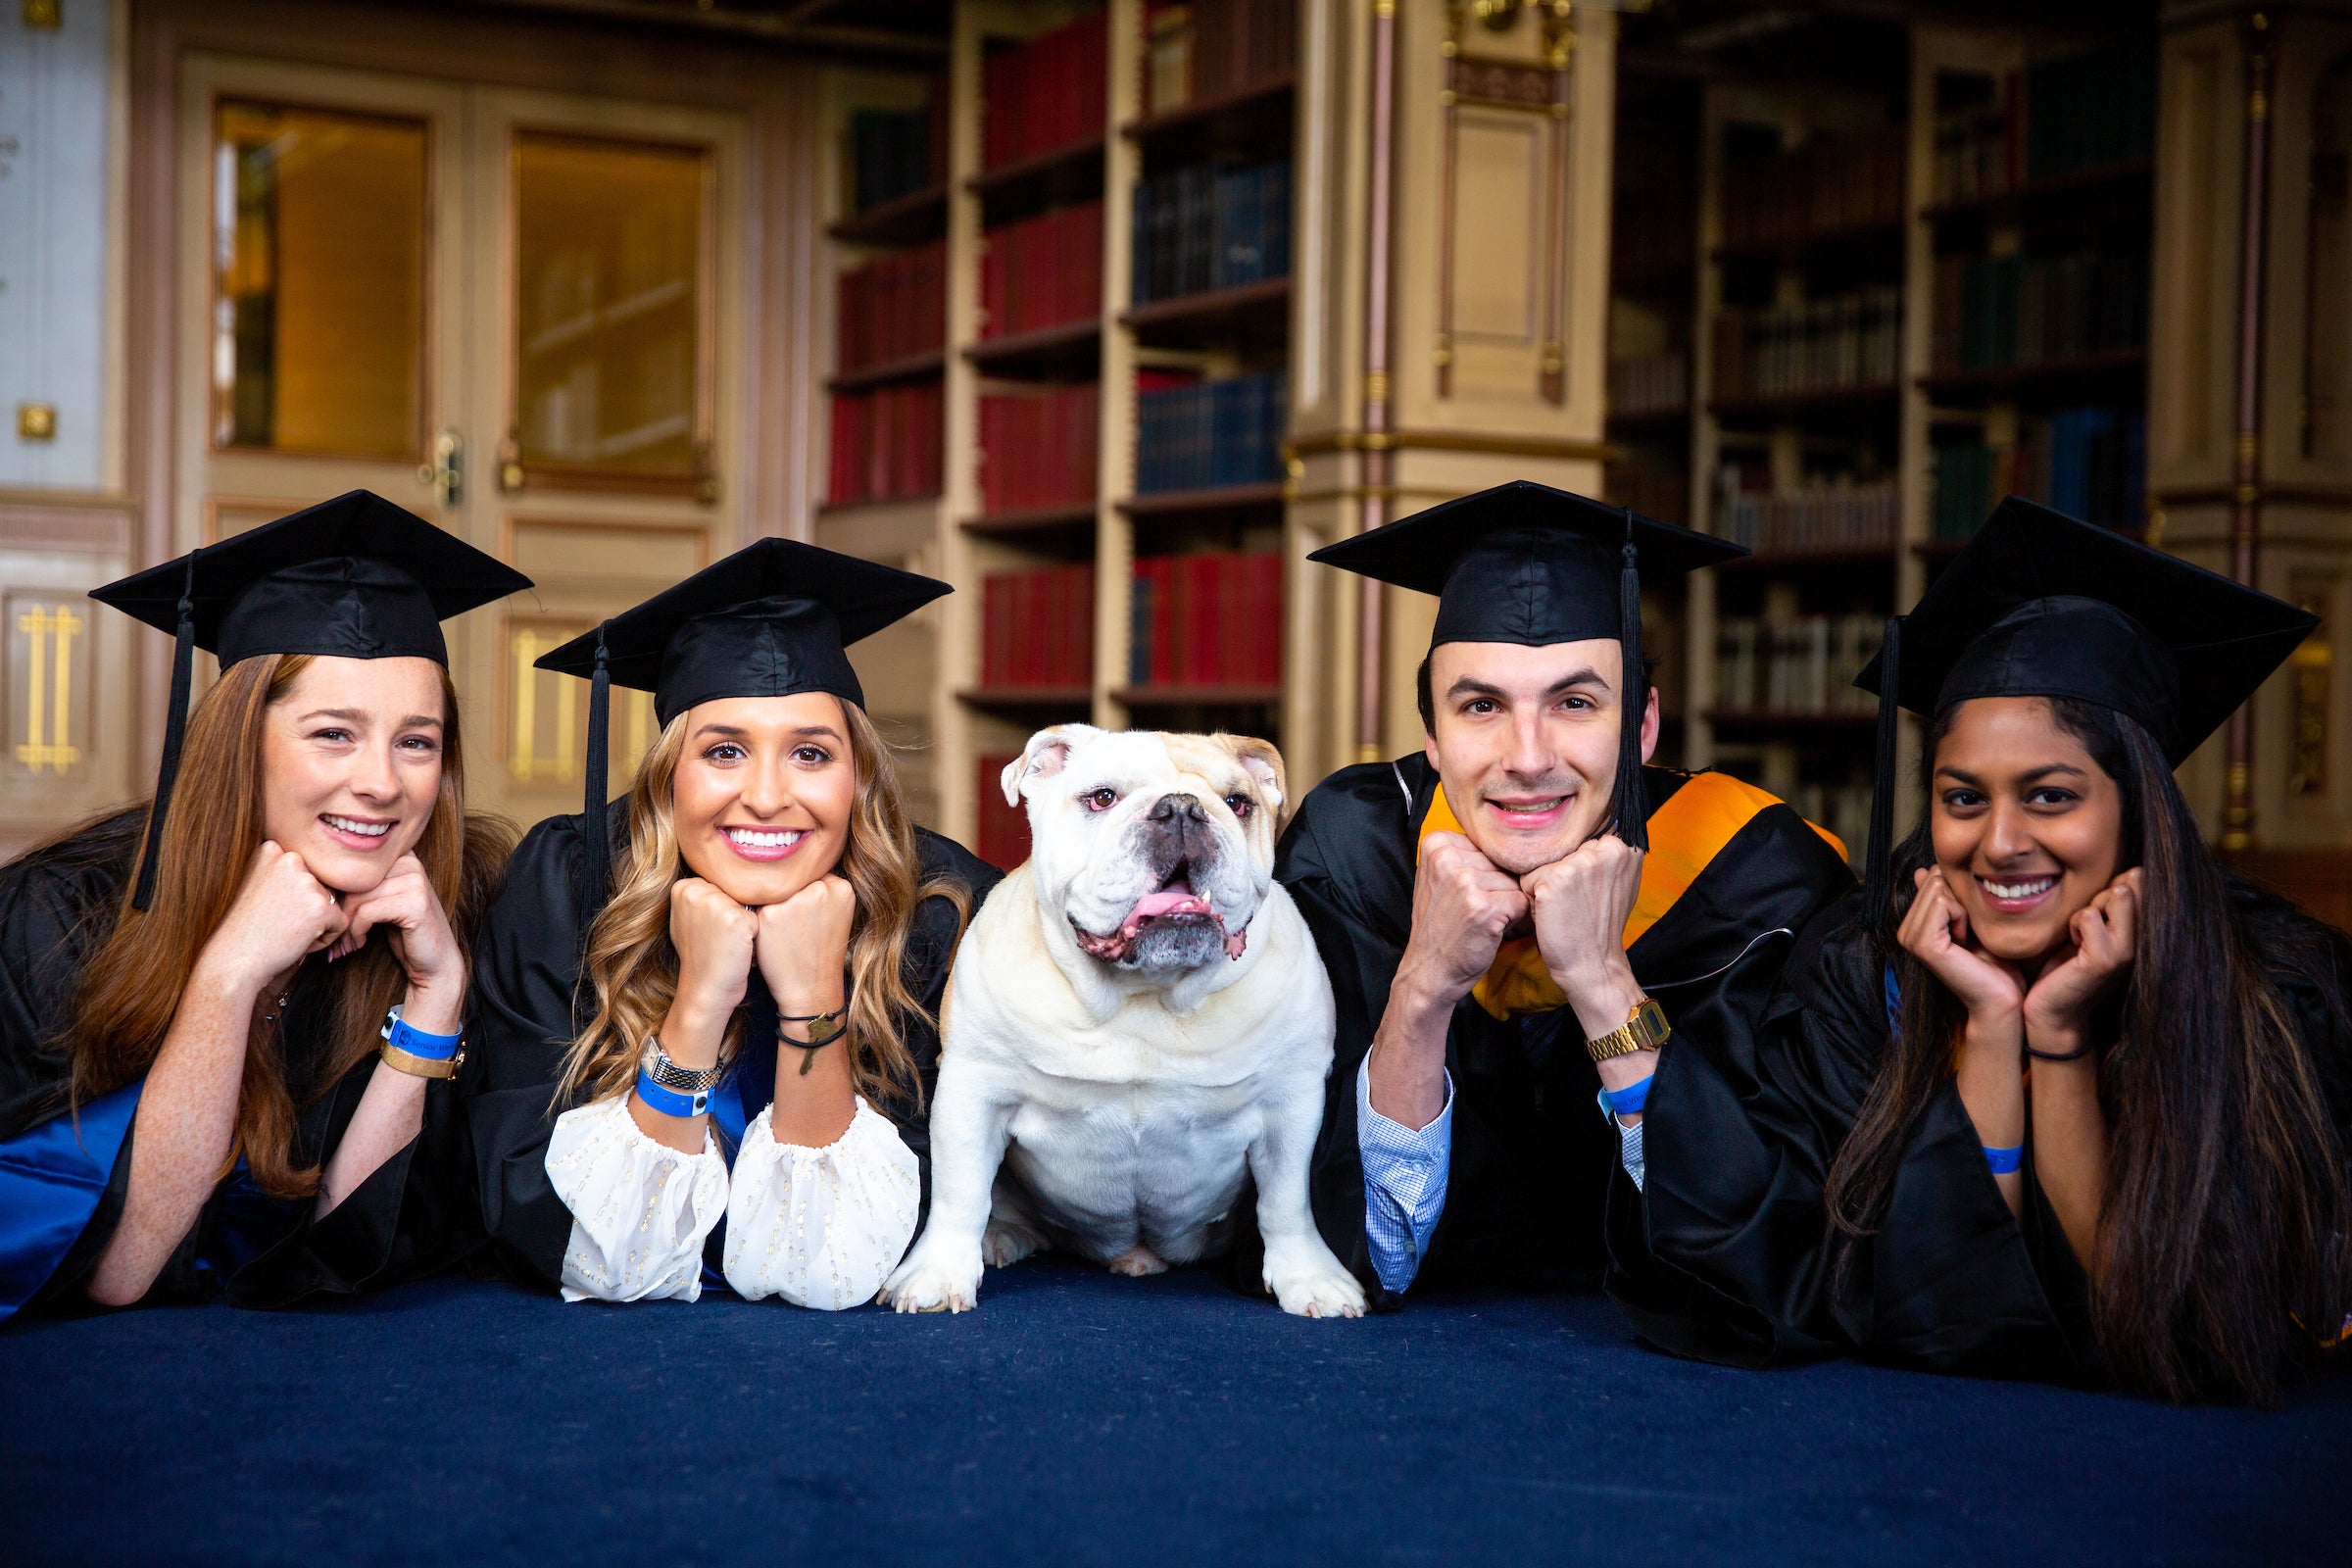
[{"x1": 173, "y1": 55, "x2": 746, "y2": 826}]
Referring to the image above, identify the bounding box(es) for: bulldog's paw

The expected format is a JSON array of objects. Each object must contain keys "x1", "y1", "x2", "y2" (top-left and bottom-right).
[
  {"x1": 981, "y1": 1218, "x2": 1046, "y2": 1269},
  {"x1": 880, "y1": 1242, "x2": 983, "y2": 1314},
  {"x1": 1263, "y1": 1240, "x2": 1367, "y2": 1319},
  {"x1": 1104, "y1": 1244, "x2": 1168, "y2": 1278}
]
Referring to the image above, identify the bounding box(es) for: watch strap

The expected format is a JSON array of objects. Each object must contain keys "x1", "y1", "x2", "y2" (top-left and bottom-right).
[
  {"x1": 641, "y1": 1036, "x2": 728, "y2": 1093},
  {"x1": 379, "y1": 1039, "x2": 465, "y2": 1079},
  {"x1": 1585, "y1": 997, "x2": 1669, "y2": 1064}
]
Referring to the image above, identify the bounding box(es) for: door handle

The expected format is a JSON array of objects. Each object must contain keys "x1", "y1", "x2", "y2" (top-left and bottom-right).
[{"x1": 417, "y1": 427, "x2": 464, "y2": 508}]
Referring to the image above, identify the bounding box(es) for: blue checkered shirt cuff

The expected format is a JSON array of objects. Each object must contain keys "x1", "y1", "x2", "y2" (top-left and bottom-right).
[{"x1": 1356, "y1": 1054, "x2": 1453, "y2": 1295}]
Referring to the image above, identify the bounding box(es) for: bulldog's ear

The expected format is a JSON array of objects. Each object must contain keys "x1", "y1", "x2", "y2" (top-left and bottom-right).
[
  {"x1": 1220, "y1": 733, "x2": 1287, "y2": 816},
  {"x1": 1004, "y1": 723, "x2": 1101, "y2": 807}
]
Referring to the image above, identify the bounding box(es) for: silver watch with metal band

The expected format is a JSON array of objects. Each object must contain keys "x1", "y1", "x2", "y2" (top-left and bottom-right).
[{"x1": 640, "y1": 1036, "x2": 728, "y2": 1093}]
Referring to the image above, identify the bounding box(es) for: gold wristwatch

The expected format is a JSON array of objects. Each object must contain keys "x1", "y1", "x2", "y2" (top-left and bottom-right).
[{"x1": 1585, "y1": 997, "x2": 1669, "y2": 1064}]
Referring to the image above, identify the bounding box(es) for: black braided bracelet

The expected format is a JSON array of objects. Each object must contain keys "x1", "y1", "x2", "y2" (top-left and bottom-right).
[{"x1": 2026, "y1": 1040, "x2": 2095, "y2": 1062}]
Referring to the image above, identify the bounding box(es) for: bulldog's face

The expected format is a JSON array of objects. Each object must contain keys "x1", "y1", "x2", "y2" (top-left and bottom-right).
[{"x1": 1004, "y1": 724, "x2": 1288, "y2": 977}]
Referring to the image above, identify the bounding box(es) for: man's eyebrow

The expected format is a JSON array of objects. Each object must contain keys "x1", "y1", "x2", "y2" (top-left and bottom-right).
[{"x1": 1444, "y1": 666, "x2": 1609, "y2": 703}]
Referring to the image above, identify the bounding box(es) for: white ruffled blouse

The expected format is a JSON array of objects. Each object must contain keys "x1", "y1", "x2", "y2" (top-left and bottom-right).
[{"x1": 544, "y1": 1093, "x2": 920, "y2": 1309}]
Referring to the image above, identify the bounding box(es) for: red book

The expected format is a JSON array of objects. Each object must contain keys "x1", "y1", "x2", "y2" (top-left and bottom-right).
[
  {"x1": 1190, "y1": 554, "x2": 1221, "y2": 684},
  {"x1": 977, "y1": 752, "x2": 1032, "y2": 870},
  {"x1": 982, "y1": 572, "x2": 1005, "y2": 688},
  {"x1": 1073, "y1": 563, "x2": 1097, "y2": 685}
]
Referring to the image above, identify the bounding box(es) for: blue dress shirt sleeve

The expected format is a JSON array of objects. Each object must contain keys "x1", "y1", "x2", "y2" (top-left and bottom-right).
[{"x1": 1355, "y1": 1054, "x2": 1453, "y2": 1294}]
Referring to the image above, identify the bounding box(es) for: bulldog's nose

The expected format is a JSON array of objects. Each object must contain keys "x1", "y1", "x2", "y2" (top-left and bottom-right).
[{"x1": 1150, "y1": 793, "x2": 1209, "y2": 826}]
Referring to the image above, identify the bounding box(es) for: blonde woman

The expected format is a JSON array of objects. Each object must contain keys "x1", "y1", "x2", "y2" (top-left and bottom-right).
[
  {"x1": 466, "y1": 541, "x2": 999, "y2": 1308},
  {"x1": 0, "y1": 495, "x2": 525, "y2": 1321}
]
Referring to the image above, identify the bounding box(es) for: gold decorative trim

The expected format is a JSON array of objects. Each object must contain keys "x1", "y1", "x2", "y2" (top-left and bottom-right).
[{"x1": 1284, "y1": 428, "x2": 1615, "y2": 463}]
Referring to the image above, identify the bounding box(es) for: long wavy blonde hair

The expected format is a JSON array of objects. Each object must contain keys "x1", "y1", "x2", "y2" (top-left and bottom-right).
[{"x1": 559, "y1": 698, "x2": 968, "y2": 1112}]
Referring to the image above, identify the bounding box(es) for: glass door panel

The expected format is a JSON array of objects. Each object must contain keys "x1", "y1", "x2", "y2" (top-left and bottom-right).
[
  {"x1": 509, "y1": 131, "x2": 711, "y2": 494},
  {"x1": 212, "y1": 100, "x2": 429, "y2": 461}
]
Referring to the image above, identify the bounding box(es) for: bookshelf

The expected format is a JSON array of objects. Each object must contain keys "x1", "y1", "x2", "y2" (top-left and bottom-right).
[
  {"x1": 1617, "y1": 17, "x2": 2161, "y2": 866},
  {"x1": 817, "y1": 0, "x2": 1299, "y2": 864}
]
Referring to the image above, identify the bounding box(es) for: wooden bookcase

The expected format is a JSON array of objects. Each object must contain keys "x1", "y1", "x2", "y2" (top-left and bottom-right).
[
  {"x1": 816, "y1": 0, "x2": 1302, "y2": 860},
  {"x1": 1618, "y1": 17, "x2": 2158, "y2": 864}
]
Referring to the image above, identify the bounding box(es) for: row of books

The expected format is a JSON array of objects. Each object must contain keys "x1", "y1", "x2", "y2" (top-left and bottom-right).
[
  {"x1": 1143, "y1": 0, "x2": 1298, "y2": 117},
  {"x1": 1712, "y1": 287, "x2": 1902, "y2": 404},
  {"x1": 1715, "y1": 614, "x2": 1886, "y2": 716},
  {"x1": 984, "y1": 12, "x2": 1108, "y2": 170},
  {"x1": 981, "y1": 564, "x2": 1096, "y2": 689},
  {"x1": 1131, "y1": 160, "x2": 1292, "y2": 304},
  {"x1": 1930, "y1": 38, "x2": 2156, "y2": 205},
  {"x1": 1715, "y1": 471, "x2": 1898, "y2": 557},
  {"x1": 1135, "y1": 372, "x2": 1287, "y2": 494},
  {"x1": 977, "y1": 385, "x2": 1100, "y2": 515},
  {"x1": 2026, "y1": 36, "x2": 2157, "y2": 186},
  {"x1": 828, "y1": 382, "x2": 943, "y2": 506},
  {"x1": 1603, "y1": 464, "x2": 1690, "y2": 530},
  {"x1": 1932, "y1": 408, "x2": 2146, "y2": 538},
  {"x1": 836, "y1": 240, "x2": 946, "y2": 372},
  {"x1": 848, "y1": 97, "x2": 944, "y2": 215},
  {"x1": 1721, "y1": 130, "x2": 1907, "y2": 251},
  {"x1": 980, "y1": 202, "x2": 1102, "y2": 341},
  {"x1": 975, "y1": 754, "x2": 1034, "y2": 872},
  {"x1": 1608, "y1": 351, "x2": 1688, "y2": 417},
  {"x1": 1128, "y1": 551, "x2": 1284, "y2": 688},
  {"x1": 1930, "y1": 252, "x2": 2148, "y2": 374},
  {"x1": 1611, "y1": 125, "x2": 1697, "y2": 282}
]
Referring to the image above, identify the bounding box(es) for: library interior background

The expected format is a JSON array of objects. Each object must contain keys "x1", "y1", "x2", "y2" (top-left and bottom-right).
[{"x1": 5, "y1": 0, "x2": 2351, "y2": 922}]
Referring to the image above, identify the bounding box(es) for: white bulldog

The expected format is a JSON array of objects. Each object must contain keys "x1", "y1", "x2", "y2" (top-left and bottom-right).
[{"x1": 881, "y1": 723, "x2": 1364, "y2": 1319}]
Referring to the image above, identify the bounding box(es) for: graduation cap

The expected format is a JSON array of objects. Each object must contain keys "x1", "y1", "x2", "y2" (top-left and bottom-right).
[
  {"x1": 90, "y1": 490, "x2": 530, "y2": 910},
  {"x1": 1307, "y1": 479, "x2": 1746, "y2": 850},
  {"x1": 1853, "y1": 495, "x2": 2318, "y2": 920},
  {"x1": 534, "y1": 537, "x2": 951, "y2": 903}
]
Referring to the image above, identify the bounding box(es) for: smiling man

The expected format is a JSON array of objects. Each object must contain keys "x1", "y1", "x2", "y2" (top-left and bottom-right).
[{"x1": 1268, "y1": 481, "x2": 1853, "y2": 1307}]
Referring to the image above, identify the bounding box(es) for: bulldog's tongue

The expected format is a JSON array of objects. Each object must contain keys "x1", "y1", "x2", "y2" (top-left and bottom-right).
[
  {"x1": 1070, "y1": 882, "x2": 1250, "y2": 964},
  {"x1": 1129, "y1": 887, "x2": 1209, "y2": 921}
]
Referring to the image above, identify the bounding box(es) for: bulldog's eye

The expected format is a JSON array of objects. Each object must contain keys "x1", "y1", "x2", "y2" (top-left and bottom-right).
[
  {"x1": 1224, "y1": 793, "x2": 1254, "y2": 820},
  {"x1": 1080, "y1": 788, "x2": 1119, "y2": 813}
]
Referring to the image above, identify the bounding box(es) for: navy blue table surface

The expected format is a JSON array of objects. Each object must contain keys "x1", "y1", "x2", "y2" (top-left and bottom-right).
[{"x1": 4, "y1": 1256, "x2": 2346, "y2": 1566}]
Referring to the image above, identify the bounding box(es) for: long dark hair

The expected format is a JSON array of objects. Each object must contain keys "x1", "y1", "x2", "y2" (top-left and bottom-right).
[{"x1": 1824, "y1": 696, "x2": 2351, "y2": 1402}]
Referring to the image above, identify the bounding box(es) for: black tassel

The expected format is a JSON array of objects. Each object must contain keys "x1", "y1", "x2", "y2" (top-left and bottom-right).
[
  {"x1": 131, "y1": 558, "x2": 199, "y2": 911},
  {"x1": 581, "y1": 624, "x2": 612, "y2": 921},
  {"x1": 1863, "y1": 614, "x2": 1902, "y2": 934},
  {"x1": 1613, "y1": 521, "x2": 1648, "y2": 853}
]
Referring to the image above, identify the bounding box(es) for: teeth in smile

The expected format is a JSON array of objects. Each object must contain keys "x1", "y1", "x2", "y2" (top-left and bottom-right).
[
  {"x1": 727, "y1": 827, "x2": 807, "y2": 849},
  {"x1": 324, "y1": 814, "x2": 390, "y2": 838},
  {"x1": 1983, "y1": 876, "x2": 2055, "y2": 900},
  {"x1": 1493, "y1": 798, "x2": 1567, "y2": 816}
]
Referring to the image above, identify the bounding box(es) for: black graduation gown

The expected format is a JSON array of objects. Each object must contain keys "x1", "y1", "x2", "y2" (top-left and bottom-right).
[
  {"x1": 465, "y1": 805, "x2": 1001, "y2": 1291},
  {"x1": 0, "y1": 810, "x2": 483, "y2": 1321},
  {"x1": 1270, "y1": 756, "x2": 1855, "y2": 1301},
  {"x1": 1618, "y1": 880, "x2": 2352, "y2": 1382}
]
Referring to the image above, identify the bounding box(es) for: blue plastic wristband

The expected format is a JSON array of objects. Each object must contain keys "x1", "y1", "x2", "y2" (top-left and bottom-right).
[
  {"x1": 1984, "y1": 1143, "x2": 2024, "y2": 1175},
  {"x1": 634, "y1": 1069, "x2": 710, "y2": 1119},
  {"x1": 1600, "y1": 1072, "x2": 1654, "y2": 1118},
  {"x1": 380, "y1": 1004, "x2": 462, "y2": 1062}
]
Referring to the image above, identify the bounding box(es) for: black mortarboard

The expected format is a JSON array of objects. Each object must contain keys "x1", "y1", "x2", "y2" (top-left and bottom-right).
[
  {"x1": 1853, "y1": 496, "x2": 2317, "y2": 920},
  {"x1": 90, "y1": 490, "x2": 530, "y2": 910},
  {"x1": 534, "y1": 537, "x2": 951, "y2": 905},
  {"x1": 1307, "y1": 479, "x2": 1746, "y2": 850}
]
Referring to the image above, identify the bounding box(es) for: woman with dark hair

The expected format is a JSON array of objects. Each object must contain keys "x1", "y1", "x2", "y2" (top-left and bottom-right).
[
  {"x1": 466, "y1": 540, "x2": 998, "y2": 1308},
  {"x1": 0, "y1": 494, "x2": 527, "y2": 1320},
  {"x1": 1610, "y1": 499, "x2": 2352, "y2": 1403}
]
